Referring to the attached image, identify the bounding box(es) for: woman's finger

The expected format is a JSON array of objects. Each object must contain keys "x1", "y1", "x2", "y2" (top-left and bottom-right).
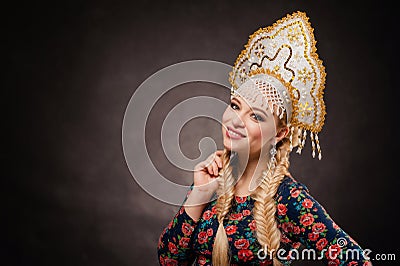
[
  {"x1": 210, "y1": 163, "x2": 215, "y2": 175},
  {"x1": 207, "y1": 165, "x2": 214, "y2": 176},
  {"x1": 214, "y1": 155, "x2": 223, "y2": 168},
  {"x1": 215, "y1": 150, "x2": 224, "y2": 155},
  {"x1": 212, "y1": 162, "x2": 218, "y2": 176},
  {"x1": 210, "y1": 151, "x2": 223, "y2": 168}
]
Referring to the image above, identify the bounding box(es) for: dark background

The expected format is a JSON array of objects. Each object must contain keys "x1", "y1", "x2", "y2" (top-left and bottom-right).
[{"x1": 10, "y1": 0, "x2": 398, "y2": 265}]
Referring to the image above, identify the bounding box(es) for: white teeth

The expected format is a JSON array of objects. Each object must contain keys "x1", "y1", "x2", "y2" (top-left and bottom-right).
[{"x1": 229, "y1": 129, "x2": 242, "y2": 137}]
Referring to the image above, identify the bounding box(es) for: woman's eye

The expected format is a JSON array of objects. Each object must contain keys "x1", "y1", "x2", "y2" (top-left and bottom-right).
[
  {"x1": 251, "y1": 113, "x2": 264, "y2": 122},
  {"x1": 230, "y1": 103, "x2": 239, "y2": 110}
]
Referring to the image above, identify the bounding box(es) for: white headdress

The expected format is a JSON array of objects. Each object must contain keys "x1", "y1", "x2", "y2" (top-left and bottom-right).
[{"x1": 229, "y1": 11, "x2": 326, "y2": 159}]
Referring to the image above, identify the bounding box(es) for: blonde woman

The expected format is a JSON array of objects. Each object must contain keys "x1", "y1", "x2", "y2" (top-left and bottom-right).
[{"x1": 157, "y1": 11, "x2": 372, "y2": 266}]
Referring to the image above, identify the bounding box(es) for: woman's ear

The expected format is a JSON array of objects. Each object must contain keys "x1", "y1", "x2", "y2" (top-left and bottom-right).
[{"x1": 275, "y1": 126, "x2": 289, "y2": 143}]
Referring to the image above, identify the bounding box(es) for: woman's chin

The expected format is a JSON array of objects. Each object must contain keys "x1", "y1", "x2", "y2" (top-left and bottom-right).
[{"x1": 223, "y1": 142, "x2": 247, "y2": 153}]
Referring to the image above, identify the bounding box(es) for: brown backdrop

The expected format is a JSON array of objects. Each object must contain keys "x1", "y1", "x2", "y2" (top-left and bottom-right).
[{"x1": 10, "y1": 0, "x2": 398, "y2": 265}]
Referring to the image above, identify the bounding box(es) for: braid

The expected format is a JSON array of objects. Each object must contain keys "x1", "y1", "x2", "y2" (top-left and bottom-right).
[
  {"x1": 252, "y1": 138, "x2": 291, "y2": 265},
  {"x1": 212, "y1": 149, "x2": 236, "y2": 266},
  {"x1": 211, "y1": 125, "x2": 299, "y2": 265}
]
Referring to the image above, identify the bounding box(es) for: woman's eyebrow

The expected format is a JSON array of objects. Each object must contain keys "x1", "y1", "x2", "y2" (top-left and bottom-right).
[
  {"x1": 251, "y1": 106, "x2": 269, "y2": 117},
  {"x1": 231, "y1": 97, "x2": 241, "y2": 105},
  {"x1": 232, "y1": 97, "x2": 268, "y2": 116}
]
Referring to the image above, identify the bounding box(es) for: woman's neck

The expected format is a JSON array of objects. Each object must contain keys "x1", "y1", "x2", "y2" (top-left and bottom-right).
[{"x1": 234, "y1": 153, "x2": 268, "y2": 196}]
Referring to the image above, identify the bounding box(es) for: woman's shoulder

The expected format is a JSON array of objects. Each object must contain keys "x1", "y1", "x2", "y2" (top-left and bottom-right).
[{"x1": 276, "y1": 175, "x2": 310, "y2": 198}]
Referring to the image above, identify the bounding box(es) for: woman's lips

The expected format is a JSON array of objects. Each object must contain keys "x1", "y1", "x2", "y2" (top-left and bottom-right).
[{"x1": 226, "y1": 126, "x2": 246, "y2": 139}]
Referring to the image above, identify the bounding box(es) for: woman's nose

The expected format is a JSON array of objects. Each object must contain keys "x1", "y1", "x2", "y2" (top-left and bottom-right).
[{"x1": 231, "y1": 112, "x2": 245, "y2": 128}]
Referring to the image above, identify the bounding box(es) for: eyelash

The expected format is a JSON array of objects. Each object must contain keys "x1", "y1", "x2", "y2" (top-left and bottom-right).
[{"x1": 230, "y1": 102, "x2": 264, "y2": 122}]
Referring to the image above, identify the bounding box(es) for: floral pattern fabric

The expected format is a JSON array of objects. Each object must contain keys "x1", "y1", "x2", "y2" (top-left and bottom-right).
[{"x1": 157, "y1": 176, "x2": 371, "y2": 265}]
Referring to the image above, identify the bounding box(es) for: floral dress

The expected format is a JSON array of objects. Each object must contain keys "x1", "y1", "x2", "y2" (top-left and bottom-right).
[{"x1": 157, "y1": 176, "x2": 371, "y2": 265}]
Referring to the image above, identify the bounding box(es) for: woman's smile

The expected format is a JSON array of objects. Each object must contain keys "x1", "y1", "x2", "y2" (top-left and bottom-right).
[
  {"x1": 226, "y1": 126, "x2": 246, "y2": 140},
  {"x1": 222, "y1": 95, "x2": 276, "y2": 155}
]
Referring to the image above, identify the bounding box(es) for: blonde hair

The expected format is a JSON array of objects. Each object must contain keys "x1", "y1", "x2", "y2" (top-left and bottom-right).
[
  {"x1": 212, "y1": 148, "x2": 235, "y2": 266},
  {"x1": 212, "y1": 116, "x2": 301, "y2": 266}
]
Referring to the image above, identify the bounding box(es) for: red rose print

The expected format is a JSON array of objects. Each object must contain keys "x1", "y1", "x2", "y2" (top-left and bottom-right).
[
  {"x1": 348, "y1": 262, "x2": 358, "y2": 266},
  {"x1": 327, "y1": 258, "x2": 340, "y2": 266},
  {"x1": 179, "y1": 237, "x2": 190, "y2": 249},
  {"x1": 168, "y1": 242, "x2": 178, "y2": 254},
  {"x1": 316, "y1": 238, "x2": 328, "y2": 250},
  {"x1": 290, "y1": 188, "x2": 301, "y2": 198},
  {"x1": 159, "y1": 255, "x2": 165, "y2": 265},
  {"x1": 308, "y1": 232, "x2": 319, "y2": 241},
  {"x1": 281, "y1": 233, "x2": 291, "y2": 243},
  {"x1": 226, "y1": 225, "x2": 238, "y2": 235},
  {"x1": 164, "y1": 258, "x2": 178, "y2": 266},
  {"x1": 182, "y1": 223, "x2": 194, "y2": 236},
  {"x1": 302, "y1": 198, "x2": 314, "y2": 209},
  {"x1": 202, "y1": 210, "x2": 213, "y2": 221},
  {"x1": 211, "y1": 206, "x2": 217, "y2": 214},
  {"x1": 282, "y1": 222, "x2": 294, "y2": 233},
  {"x1": 207, "y1": 228, "x2": 213, "y2": 236},
  {"x1": 293, "y1": 226, "x2": 300, "y2": 234},
  {"x1": 277, "y1": 203, "x2": 287, "y2": 216},
  {"x1": 332, "y1": 222, "x2": 340, "y2": 230},
  {"x1": 198, "y1": 255, "x2": 207, "y2": 265},
  {"x1": 238, "y1": 249, "x2": 254, "y2": 262},
  {"x1": 292, "y1": 242, "x2": 301, "y2": 249},
  {"x1": 230, "y1": 213, "x2": 243, "y2": 221},
  {"x1": 234, "y1": 239, "x2": 250, "y2": 249},
  {"x1": 198, "y1": 231, "x2": 208, "y2": 244},
  {"x1": 260, "y1": 259, "x2": 273, "y2": 265},
  {"x1": 300, "y1": 213, "x2": 314, "y2": 227},
  {"x1": 325, "y1": 244, "x2": 341, "y2": 260},
  {"x1": 243, "y1": 209, "x2": 251, "y2": 216},
  {"x1": 235, "y1": 196, "x2": 247, "y2": 203},
  {"x1": 312, "y1": 222, "x2": 326, "y2": 234},
  {"x1": 249, "y1": 220, "x2": 257, "y2": 231}
]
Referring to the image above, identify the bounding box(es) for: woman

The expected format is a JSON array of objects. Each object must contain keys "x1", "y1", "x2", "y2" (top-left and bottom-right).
[{"x1": 157, "y1": 11, "x2": 372, "y2": 265}]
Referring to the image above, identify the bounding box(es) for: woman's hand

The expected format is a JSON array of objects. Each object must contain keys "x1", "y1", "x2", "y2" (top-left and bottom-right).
[
  {"x1": 184, "y1": 150, "x2": 224, "y2": 221},
  {"x1": 193, "y1": 150, "x2": 224, "y2": 194}
]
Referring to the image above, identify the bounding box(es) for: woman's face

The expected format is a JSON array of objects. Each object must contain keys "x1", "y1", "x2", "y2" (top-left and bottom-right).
[{"x1": 222, "y1": 95, "x2": 278, "y2": 158}]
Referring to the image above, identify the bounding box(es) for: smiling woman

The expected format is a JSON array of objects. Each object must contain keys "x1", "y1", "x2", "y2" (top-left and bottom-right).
[
  {"x1": 157, "y1": 11, "x2": 373, "y2": 266},
  {"x1": 222, "y1": 95, "x2": 285, "y2": 162}
]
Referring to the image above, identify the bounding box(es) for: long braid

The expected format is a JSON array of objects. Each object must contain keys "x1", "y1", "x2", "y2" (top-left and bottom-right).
[
  {"x1": 211, "y1": 125, "x2": 300, "y2": 265},
  {"x1": 212, "y1": 149, "x2": 236, "y2": 266},
  {"x1": 252, "y1": 138, "x2": 291, "y2": 265}
]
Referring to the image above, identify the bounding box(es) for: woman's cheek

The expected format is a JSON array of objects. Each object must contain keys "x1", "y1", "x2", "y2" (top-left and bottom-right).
[
  {"x1": 221, "y1": 108, "x2": 233, "y2": 124},
  {"x1": 247, "y1": 123, "x2": 262, "y2": 140}
]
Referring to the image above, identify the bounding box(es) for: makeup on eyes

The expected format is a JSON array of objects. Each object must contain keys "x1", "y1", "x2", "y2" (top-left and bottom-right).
[{"x1": 230, "y1": 99, "x2": 267, "y2": 122}]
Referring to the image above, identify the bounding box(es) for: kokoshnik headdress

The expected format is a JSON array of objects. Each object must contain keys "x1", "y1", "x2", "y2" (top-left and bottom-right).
[{"x1": 229, "y1": 11, "x2": 326, "y2": 160}]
